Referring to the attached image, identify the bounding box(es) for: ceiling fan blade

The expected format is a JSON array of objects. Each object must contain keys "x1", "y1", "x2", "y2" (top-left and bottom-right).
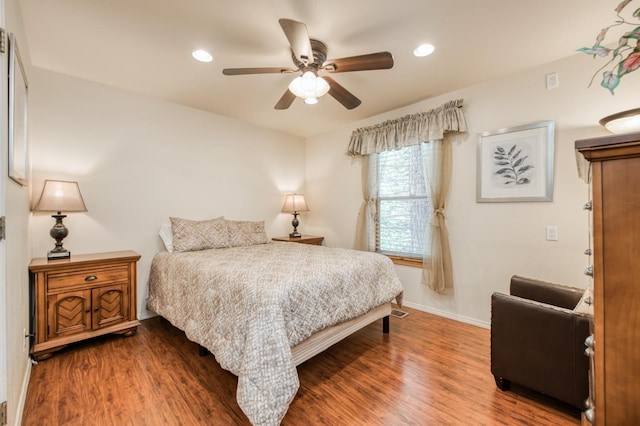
[
  {"x1": 323, "y1": 76, "x2": 361, "y2": 110},
  {"x1": 279, "y1": 18, "x2": 314, "y2": 65},
  {"x1": 223, "y1": 67, "x2": 295, "y2": 76},
  {"x1": 324, "y1": 52, "x2": 394, "y2": 73},
  {"x1": 274, "y1": 89, "x2": 296, "y2": 110}
]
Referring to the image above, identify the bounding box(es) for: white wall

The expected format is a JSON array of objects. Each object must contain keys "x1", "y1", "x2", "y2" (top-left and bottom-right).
[
  {"x1": 304, "y1": 52, "x2": 640, "y2": 327},
  {"x1": 29, "y1": 68, "x2": 306, "y2": 320}
]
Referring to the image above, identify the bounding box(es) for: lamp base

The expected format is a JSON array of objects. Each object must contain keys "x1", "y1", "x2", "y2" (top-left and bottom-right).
[
  {"x1": 47, "y1": 250, "x2": 71, "y2": 260},
  {"x1": 289, "y1": 212, "x2": 302, "y2": 238},
  {"x1": 49, "y1": 213, "x2": 70, "y2": 260}
]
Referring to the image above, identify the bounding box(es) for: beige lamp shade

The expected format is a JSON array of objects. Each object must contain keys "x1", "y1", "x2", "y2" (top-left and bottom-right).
[
  {"x1": 34, "y1": 180, "x2": 88, "y2": 213},
  {"x1": 282, "y1": 193, "x2": 309, "y2": 213}
]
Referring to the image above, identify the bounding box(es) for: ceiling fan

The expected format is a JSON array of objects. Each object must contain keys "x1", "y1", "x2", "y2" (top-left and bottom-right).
[{"x1": 222, "y1": 19, "x2": 394, "y2": 110}]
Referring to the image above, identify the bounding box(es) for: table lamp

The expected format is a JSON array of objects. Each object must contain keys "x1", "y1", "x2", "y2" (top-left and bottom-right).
[
  {"x1": 33, "y1": 180, "x2": 87, "y2": 260},
  {"x1": 282, "y1": 193, "x2": 309, "y2": 238}
]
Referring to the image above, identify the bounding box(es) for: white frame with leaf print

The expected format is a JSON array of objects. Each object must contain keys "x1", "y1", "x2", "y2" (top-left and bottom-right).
[{"x1": 476, "y1": 120, "x2": 554, "y2": 202}]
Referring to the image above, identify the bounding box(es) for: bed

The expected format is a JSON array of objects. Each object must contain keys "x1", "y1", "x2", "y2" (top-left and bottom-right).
[{"x1": 146, "y1": 218, "x2": 403, "y2": 426}]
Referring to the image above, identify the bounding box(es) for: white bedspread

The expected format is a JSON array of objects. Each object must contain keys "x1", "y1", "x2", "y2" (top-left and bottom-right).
[{"x1": 146, "y1": 242, "x2": 403, "y2": 425}]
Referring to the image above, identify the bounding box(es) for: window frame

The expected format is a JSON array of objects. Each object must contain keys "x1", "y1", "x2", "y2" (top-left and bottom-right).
[{"x1": 374, "y1": 146, "x2": 430, "y2": 268}]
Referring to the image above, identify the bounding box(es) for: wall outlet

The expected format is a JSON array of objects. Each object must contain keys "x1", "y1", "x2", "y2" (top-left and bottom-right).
[
  {"x1": 546, "y1": 72, "x2": 559, "y2": 89},
  {"x1": 546, "y1": 225, "x2": 558, "y2": 241}
]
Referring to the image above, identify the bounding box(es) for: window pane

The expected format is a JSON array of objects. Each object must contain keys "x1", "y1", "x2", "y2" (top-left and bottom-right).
[
  {"x1": 378, "y1": 145, "x2": 427, "y2": 197},
  {"x1": 379, "y1": 198, "x2": 429, "y2": 256}
]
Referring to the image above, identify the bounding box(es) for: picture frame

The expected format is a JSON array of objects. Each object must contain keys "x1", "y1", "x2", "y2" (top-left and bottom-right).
[
  {"x1": 476, "y1": 120, "x2": 554, "y2": 203},
  {"x1": 8, "y1": 32, "x2": 29, "y2": 186}
]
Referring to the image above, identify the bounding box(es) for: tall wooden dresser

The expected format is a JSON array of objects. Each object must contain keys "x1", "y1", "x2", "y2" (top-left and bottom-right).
[{"x1": 576, "y1": 131, "x2": 640, "y2": 425}]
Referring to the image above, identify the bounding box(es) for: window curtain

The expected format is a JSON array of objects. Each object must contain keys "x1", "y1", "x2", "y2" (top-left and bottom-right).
[
  {"x1": 354, "y1": 154, "x2": 377, "y2": 252},
  {"x1": 349, "y1": 99, "x2": 467, "y2": 293},
  {"x1": 347, "y1": 99, "x2": 467, "y2": 156},
  {"x1": 421, "y1": 136, "x2": 453, "y2": 292}
]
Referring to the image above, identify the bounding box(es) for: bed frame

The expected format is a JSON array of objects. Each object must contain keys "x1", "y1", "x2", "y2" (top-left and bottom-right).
[{"x1": 199, "y1": 302, "x2": 391, "y2": 365}]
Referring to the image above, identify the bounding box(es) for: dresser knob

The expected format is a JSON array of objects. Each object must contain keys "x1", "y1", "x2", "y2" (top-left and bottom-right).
[
  {"x1": 584, "y1": 266, "x2": 594, "y2": 277},
  {"x1": 585, "y1": 334, "x2": 594, "y2": 348},
  {"x1": 585, "y1": 408, "x2": 595, "y2": 423},
  {"x1": 84, "y1": 275, "x2": 98, "y2": 281},
  {"x1": 583, "y1": 201, "x2": 592, "y2": 211}
]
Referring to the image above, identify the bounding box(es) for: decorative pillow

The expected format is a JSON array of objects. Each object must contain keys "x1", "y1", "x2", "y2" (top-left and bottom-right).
[
  {"x1": 574, "y1": 286, "x2": 594, "y2": 315},
  {"x1": 170, "y1": 216, "x2": 230, "y2": 252},
  {"x1": 226, "y1": 220, "x2": 269, "y2": 247},
  {"x1": 159, "y1": 224, "x2": 174, "y2": 252}
]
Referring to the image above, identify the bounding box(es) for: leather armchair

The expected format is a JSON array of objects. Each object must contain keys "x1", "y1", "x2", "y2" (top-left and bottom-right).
[{"x1": 490, "y1": 275, "x2": 591, "y2": 410}]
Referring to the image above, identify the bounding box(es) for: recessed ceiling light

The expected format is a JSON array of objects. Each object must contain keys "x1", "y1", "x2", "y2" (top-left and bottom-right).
[
  {"x1": 413, "y1": 43, "x2": 435, "y2": 57},
  {"x1": 192, "y1": 49, "x2": 213, "y2": 63}
]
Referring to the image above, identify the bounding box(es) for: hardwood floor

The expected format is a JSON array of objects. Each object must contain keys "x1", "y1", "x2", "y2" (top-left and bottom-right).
[{"x1": 22, "y1": 307, "x2": 579, "y2": 425}]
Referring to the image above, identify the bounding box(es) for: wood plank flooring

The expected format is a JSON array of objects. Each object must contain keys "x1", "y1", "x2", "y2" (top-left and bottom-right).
[{"x1": 22, "y1": 307, "x2": 580, "y2": 425}]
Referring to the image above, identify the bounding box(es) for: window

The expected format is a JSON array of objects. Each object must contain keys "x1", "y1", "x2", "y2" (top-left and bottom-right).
[{"x1": 376, "y1": 144, "x2": 431, "y2": 263}]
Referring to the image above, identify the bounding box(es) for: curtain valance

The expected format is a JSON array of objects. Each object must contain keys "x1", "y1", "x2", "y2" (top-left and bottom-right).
[{"x1": 347, "y1": 99, "x2": 467, "y2": 156}]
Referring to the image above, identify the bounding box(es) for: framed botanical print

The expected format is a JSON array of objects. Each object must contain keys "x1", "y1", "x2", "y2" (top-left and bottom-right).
[{"x1": 477, "y1": 120, "x2": 555, "y2": 202}]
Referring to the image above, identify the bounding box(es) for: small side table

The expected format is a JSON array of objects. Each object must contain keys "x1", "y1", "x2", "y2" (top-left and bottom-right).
[
  {"x1": 272, "y1": 235, "x2": 324, "y2": 246},
  {"x1": 29, "y1": 250, "x2": 141, "y2": 360}
]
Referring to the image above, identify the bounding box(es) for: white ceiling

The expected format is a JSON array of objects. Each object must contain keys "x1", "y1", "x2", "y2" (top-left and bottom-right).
[{"x1": 20, "y1": 0, "x2": 613, "y2": 138}]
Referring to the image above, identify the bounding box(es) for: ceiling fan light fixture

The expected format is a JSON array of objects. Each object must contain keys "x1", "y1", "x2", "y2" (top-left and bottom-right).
[
  {"x1": 316, "y1": 76, "x2": 330, "y2": 97},
  {"x1": 288, "y1": 71, "x2": 330, "y2": 103},
  {"x1": 301, "y1": 71, "x2": 318, "y2": 91}
]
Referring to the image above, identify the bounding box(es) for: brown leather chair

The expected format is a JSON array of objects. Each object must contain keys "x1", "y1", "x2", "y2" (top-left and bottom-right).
[{"x1": 490, "y1": 275, "x2": 591, "y2": 410}]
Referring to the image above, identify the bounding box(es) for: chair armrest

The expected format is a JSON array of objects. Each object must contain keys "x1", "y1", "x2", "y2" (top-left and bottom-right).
[
  {"x1": 510, "y1": 275, "x2": 584, "y2": 309},
  {"x1": 491, "y1": 292, "x2": 590, "y2": 408}
]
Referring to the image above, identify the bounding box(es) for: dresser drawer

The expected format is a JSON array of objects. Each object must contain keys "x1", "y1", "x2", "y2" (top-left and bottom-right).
[{"x1": 47, "y1": 265, "x2": 129, "y2": 292}]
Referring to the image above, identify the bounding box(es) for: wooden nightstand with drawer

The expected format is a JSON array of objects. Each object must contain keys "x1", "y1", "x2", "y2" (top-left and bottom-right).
[
  {"x1": 272, "y1": 235, "x2": 324, "y2": 245},
  {"x1": 29, "y1": 250, "x2": 141, "y2": 360}
]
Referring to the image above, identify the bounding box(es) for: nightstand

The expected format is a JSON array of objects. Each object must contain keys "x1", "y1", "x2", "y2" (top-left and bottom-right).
[
  {"x1": 272, "y1": 235, "x2": 324, "y2": 245},
  {"x1": 29, "y1": 250, "x2": 141, "y2": 360}
]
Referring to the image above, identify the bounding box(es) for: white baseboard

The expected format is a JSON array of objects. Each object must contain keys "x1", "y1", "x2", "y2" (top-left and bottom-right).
[
  {"x1": 14, "y1": 356, "x2": 32, "y2": 426},
  {"x1": 401, "y1": 301, "x2": 490, "y2": 329},
  {"x1": 138, "y1": 306, "x2": 160, "y2": 321},
  {"x1": 138, "y1": 312, "x2": 156, "y2": 321}
]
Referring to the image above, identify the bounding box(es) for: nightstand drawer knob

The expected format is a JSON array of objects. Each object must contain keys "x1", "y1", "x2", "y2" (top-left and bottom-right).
[{"x1": 85, "y1": 275, "x2": 98, "y2": 281}]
